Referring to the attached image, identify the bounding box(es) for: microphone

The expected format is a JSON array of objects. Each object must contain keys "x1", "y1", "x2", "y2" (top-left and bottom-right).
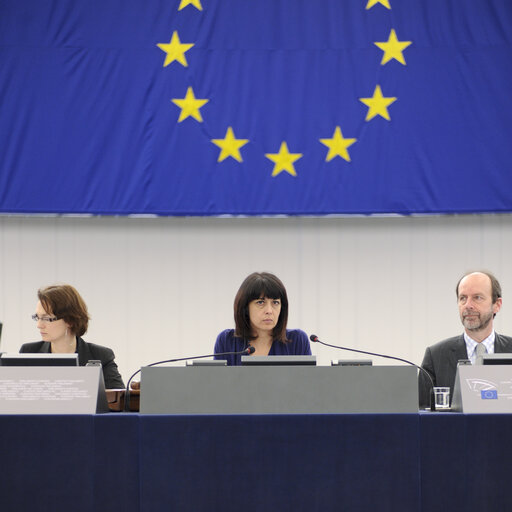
[
  {"x1": 309, "y1": 334, "x2": 436, "y2": 412},
  {"x1": 123, "y1": 346, "x2": 255, "y2": 411}
]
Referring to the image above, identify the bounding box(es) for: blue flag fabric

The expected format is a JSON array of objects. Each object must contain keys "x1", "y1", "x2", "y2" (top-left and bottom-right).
[{"x1": 0, "y1": 0, "x2": 511, "y2": 215}]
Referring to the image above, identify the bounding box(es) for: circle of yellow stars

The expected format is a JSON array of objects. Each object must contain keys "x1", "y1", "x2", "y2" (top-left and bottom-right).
[{"x1": 156, "y1": 0, "x2": 412, "y2": 178}]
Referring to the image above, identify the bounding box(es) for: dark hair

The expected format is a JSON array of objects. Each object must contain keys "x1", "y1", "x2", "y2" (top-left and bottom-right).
[
  {"x1": 456, "y1": 270, "x2": 502, "y2": 303},
  {"x1": 38, "y1": 284, "x2": 90, "y2": 337},
  {"x1": 233, "y1": 272, "x2": 289, "y2": 343}
]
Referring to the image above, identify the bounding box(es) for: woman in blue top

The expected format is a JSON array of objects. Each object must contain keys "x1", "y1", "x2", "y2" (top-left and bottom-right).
[{"x1": 214, "y1": 272, "x2": 311, "y2": 365}]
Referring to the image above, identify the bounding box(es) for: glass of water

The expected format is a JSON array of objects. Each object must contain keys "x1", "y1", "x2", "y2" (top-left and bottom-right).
[{"x1": 433, "y1": 387, "x2": 450, "y2": 410}]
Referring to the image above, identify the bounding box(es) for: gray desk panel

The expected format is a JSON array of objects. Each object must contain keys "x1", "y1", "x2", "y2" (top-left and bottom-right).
[{"x1": 140, "y1": 365, "x2": 418, "y2": 414}]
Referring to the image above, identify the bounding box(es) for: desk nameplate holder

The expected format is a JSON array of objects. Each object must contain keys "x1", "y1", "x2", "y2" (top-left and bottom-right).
[
  {"x1": 140, "y1": 365, "x2": 418, "y2": 414},
  {"x1": 452, "y1": 365, "x2": 512, "y2": 413},
  {"x1": 0, "y1": 366, "x2": 109, "y2": 414}
]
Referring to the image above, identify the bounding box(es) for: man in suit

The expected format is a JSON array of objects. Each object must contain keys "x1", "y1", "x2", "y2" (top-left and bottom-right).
[{"x1": 418, "y1": 271, "x2": 512, "y2": 408}]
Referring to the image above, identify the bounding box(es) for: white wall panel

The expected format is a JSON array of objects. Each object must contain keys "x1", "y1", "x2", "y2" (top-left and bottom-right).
[{"x1": 1, "y1": 214, "x2": 511, "y2": 382}]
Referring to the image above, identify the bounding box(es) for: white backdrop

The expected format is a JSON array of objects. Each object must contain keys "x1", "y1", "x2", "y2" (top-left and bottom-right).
[{"x1": 1, "y1": 214, "x2": 511, "y2": 382}]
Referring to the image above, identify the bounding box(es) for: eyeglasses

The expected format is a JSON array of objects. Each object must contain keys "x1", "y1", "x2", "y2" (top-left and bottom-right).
[{"x1": 31, "y1": 314, "x2": 59, "y2": 323}]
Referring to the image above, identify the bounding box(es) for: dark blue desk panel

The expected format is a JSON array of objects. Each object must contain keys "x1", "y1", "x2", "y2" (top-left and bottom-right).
[
  {"x1": 0, "y1": 414, "x2": 139, "y2": 512},
  {"x1": 0, "y1": 415, "x2": 95, "y2": 512},
  {"x1": 419, "y1": 413, "x2": 512, "y2": 512},
  {"x1": 419, "y1": 413, "x2": 468, "y2": 512},
  {"x1": 93, "y1": 414, "x2": 140, "y2": 511},
  {"x1": 139, "y1": 414, "x2": 421, "y2": 512},
  {"x1": 1, "y1": 413, "x2": 511, "y2": 512},
  {"x1": 468, "y1": 415, "x2": 512, "y2": 512}
]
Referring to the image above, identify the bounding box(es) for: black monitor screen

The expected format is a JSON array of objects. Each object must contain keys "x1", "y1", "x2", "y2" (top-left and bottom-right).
[
  {"x1": 0, "y1": 353, "x2": 79, "y2": 367},
  {"x1": 481, "y1": 354, "x2": 512, "y2": 365},
  {"x1": 241, "y1": 355, "x2": 316, "y2": 366}
]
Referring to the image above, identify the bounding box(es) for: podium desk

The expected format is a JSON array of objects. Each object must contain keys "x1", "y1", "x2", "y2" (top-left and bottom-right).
[{"x1": 1, "y1": 413, "x2": 511, "y2": 512}]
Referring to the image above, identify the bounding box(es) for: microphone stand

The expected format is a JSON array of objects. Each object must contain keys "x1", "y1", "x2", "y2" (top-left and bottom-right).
[
  {"x1": 310, "y1": 334, "x2": 436, "y2": 412},
  {"x1": 123, "y1": 347, "x2": 254, "y2": 411}
]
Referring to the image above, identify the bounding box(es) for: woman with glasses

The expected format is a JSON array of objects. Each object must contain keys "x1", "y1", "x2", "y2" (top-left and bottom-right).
[
  {"x1": 20, "y1": 284, "x2": 124, "y2": 389},
  {"x1": 214, "y1": 272, "x2": 311, "y2": 366}
]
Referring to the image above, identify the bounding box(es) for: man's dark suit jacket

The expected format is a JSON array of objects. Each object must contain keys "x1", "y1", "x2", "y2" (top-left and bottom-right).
[
  {"x1": 418, "y1": 333, "x2": 512, "y2": 408},
  {"x1": 20, "y1": 337, "x2": 125, "y2": 389}
]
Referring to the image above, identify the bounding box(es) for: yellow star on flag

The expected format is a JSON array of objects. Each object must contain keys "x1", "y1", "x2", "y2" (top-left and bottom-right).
[
  {"x1": 359, "y1": 85, "x2": 397, "y2": 121},
  {"x1": 157, "y1": 31, "x2": 194, "y2": 68},
  {"x1": 265, "y1": 142, "x2": 302, "y2": 177},
  {"x1": 319, "y1": 127, "x2": 357, "y2": 162},
  {"x1": 366, "y1": 0, "x2": 391, "y2": 9},
  {"x1": 172, "y1": 87, "x2": 209, "y2": 122},
  {"x1": 211, "y1": 127, "x2": 249, "y2": 162},
  {"x1": 374, "y1": 29, "x2": 412, "y2": 65},
  {"x1": 178, "y1": 0, "x2": 203, "y2": 11}
]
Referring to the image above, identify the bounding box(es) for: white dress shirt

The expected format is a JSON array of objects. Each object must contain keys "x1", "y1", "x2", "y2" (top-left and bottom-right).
[{"x1": 464, "y1": 331, "x2": 495, "y2": 364}]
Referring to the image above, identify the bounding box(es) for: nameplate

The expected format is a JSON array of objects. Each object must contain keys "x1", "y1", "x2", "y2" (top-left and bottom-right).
[
  {"x1": 452, "y1": 365, "x2": 512, "y2": 413},
  {"x1": 140, "y1": 365, "x2": 418, "y2": 414},
  {"x1": 0, "y1": 366, "x2": 109, "y2": 414}
]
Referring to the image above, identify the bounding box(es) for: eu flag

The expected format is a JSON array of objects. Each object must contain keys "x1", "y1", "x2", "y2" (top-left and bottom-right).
[{"x1": 0, "y1": 0, "x2": 511, "y2": 215}]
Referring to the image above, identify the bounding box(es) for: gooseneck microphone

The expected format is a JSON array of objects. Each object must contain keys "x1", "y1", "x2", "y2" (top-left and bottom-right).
[
  {"x1": 309, "y1": 334, "x2": 436, "y2": 412},
  {"x1": 123, "y1": 346, "x2": 256, "y2": 411}
]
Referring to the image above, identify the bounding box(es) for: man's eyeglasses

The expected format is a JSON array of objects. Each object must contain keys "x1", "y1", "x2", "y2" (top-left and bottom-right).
[{"x1": 31, "y1": 314, "x2": 59, "y2": 323}]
